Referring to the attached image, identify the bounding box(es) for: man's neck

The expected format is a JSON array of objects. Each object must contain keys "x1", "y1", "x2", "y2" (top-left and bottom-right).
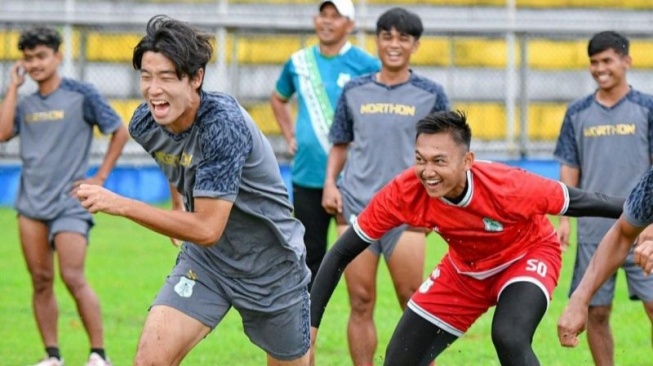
[
  {"x1": 318, "y1": 39, "x2": 349, "y2": 57},
  {"x1": 376, "y1": 68, "x2": 411, "y2": 86},
  {"x1": 596, "y1": 82, "x2": 630, "y2": 108},
  {"x1": 38, "y1": 74, "x2": 62, "y2": 96}
]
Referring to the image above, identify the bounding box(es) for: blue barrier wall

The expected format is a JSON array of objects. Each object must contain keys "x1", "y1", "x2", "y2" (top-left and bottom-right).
[{"x1": 0, "y1": 160, "x2": 558, "y2": 207}]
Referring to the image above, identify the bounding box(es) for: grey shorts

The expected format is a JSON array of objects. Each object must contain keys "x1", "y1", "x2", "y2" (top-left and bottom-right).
[
  {"x1": 21, "y1": 206, "x2": 93, "y2": 248},
  {"x1": 570, "y1": 242, "x2": 653, "y2": 305},
  {"x1": 339, "y1": 208, "x2": 407, "y2": 259},
  {"x1": 152, "y1": 252, "x2": 310, "y2": 360}
]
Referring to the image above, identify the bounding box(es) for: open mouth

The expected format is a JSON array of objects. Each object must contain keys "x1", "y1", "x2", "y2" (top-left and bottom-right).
[{"x1": 151, "y1": 100, "x2": 170, "y2": 118}]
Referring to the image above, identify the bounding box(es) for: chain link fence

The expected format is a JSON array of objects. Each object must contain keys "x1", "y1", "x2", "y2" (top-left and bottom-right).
[{"x1": 1, "y1": 0, "x2": 653, "y2": 164}]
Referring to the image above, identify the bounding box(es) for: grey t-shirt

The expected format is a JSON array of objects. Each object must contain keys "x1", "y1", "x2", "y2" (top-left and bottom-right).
[
  {"x1": 129, "y1": 91, "x2": 310, "y2": 307},
  {"x1": 554, "y1": 89, "x2": 653, "y2": 243},
  {"x1": 329, "y1": 72, "x2": 450, "y2": 215},
  {"x1": 624, "y1": 167, "x2": 653, "y2": 227},
  {"x1": 12, "y1": 77, "x2": 122, "y2": 220}
]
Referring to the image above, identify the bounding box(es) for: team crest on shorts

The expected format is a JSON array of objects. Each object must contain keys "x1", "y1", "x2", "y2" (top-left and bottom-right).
[
  {"x1": 483, "y1": 217, "x2": 504, "y2": 232},
  {"x1": 174, "y1": 271, "x2": 197, "y2": 298}
]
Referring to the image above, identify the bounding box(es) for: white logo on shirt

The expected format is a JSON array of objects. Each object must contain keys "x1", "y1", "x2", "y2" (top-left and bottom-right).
[
  {"x1": 337, "y1": 73, "x2": 351, "y2": 88},
  {"x1": 483, "y1": 217, "x2": 504, "y2": 232}
]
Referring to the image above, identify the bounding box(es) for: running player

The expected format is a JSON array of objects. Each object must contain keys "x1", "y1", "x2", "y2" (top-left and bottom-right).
[{"x1": 311, "y1": 110, "x2": 624, "y2": 365}]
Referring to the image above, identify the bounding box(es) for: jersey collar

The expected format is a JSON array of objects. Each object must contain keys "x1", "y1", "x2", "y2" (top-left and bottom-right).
[{"x1": 439, "y1": 170, "x2": 474, "y2": 207}]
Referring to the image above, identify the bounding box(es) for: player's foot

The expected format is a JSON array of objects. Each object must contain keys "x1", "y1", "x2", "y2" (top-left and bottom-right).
[
  {"x1": 85, "y1": 353, "x2": 111, "y2": 366},
  {"x1": 30, "y1": 356, "x2": 64, "y2": 366}
]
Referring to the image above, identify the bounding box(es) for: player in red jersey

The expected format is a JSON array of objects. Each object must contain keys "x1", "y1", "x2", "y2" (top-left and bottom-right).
[{"x1": 309, "y1": 110, "x2": 624, "y2": 365}]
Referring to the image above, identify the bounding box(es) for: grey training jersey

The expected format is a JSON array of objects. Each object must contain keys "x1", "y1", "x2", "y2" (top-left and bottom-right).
[
  {"x1": 330, "y1": 72, "x2": 450, "y2": 214},
  {"x1": 554, "y1": 89, "x2": 653, "y2": 243},
  {"x1": 12, "y1": 78, "x2": 122, "y2": 220},
  {"x1": 624, "y1": 167, "x2": 653, "y2": 227},
  {"x1": 129, "y1": 91, "x2": 310, "y2": 309}
]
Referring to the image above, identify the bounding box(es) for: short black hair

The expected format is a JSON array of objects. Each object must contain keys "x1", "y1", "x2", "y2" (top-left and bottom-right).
[
  {"x1": 588, "y1": 31, "x2": 629, "y2": 57},
  {"x1": 133, "y1": 15, "x2": 213, "y2": 89},
  {"x1": 416, "y1": 110, "x2": 472, "y2": 151},
  {"x1": 18, "y1": 26, "x2": 62, "y2": 52},
  {"x1": 376, "y1": 7, "x2": 423, "y2": 40}
]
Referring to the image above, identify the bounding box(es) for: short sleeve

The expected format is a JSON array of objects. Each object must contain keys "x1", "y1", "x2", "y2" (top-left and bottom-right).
[
  {"x1": 431, "y1": 85, "x2": 450, "y2": 113},
  {"x1": 553, "y1": 110, "x2": 580, "y2": 168},
  {"x1": 328, "y1": 84, "x2": 354, "y2": 144},
  {"x1": 355, "y1": 177, "x2": 408, "y2": 241},
  {"x1": 81, "y1": 84, "x2": 123, "y2": 135},
  {"x1": 503, "y1": 167, "x2": 569, "y2": 217},
  {"x1": 624, "y1": 168, "x2": 653, "y2": 228},
  {"x1": 274, "y1": 60, "x2": 295, "y2": 100},
  {"x1": 194, "y1": 108, "x2": 253, "y2": 201}
]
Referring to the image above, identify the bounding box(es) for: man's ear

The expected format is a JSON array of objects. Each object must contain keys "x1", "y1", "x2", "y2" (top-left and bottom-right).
[{"x1": 192, "y1": 68, "x2": 204, "y2": 90}]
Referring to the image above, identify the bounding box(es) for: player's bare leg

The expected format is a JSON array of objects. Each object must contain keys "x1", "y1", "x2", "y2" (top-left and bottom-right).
[
  {"x1": 267, "y1": 352, "x2": 310, "y2": 366},
  {"x1": 386, "y1": 230, "x2": 426, "y2": 310},
  {"x1": 586, "y1": 305, "x2": 614, "y2": 366},
  {"x1": 342, "y1": 225, "x2": 380, "y2": 366},
  {"x1": 55, "y1": 232, "x2": 104, "y2": 348},
  {"x1": 644, "y1": 301, "x2": 653, "y2": 349},
  {"x1": 19, "y1": 215, "x2": 58, "y2": 348},
  {"x1": 135, "y1": 305, "x2": 211, "y2": 366}
]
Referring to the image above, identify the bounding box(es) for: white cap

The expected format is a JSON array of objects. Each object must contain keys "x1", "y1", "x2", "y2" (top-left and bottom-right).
[{"x1": 319, "y1": 0, "x2": 355, "y2": 20}]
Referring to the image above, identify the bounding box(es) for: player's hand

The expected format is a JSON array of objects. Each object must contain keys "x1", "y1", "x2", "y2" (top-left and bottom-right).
[
  {"x1": 72, "y1": 176, "x2": 105, "y2": 196},
  {"x1": 76, "y1": 184, "x2": 126, "y2": 215},
  {"x1": 322, "y1": 182, "x2": 342, "y2": 215},
  {"x1": 9, "y1": 61, "x2": 26, "y2": 88},
  {"x1": 557, "y1": 300, "x2": 587, "y2": 348},
  {"x1": 287, "y1": 137, "x2": 297, "y2": 156},
  {"x1": 556, "y1": 218, "x2": 571, "y2": 252},
  {"x1": 634, "y1": 239, "x2": 653, "y2": 275}
]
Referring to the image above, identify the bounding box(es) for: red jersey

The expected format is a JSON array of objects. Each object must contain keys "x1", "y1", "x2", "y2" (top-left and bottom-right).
[{"x1": 354, "y1": 161, "x2": 568, "y2": 278}]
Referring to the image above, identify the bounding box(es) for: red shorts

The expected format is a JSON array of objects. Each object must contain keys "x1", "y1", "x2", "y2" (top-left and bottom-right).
[{"x1": 408, "y1": 241, "x2": 561, "y2": 336}]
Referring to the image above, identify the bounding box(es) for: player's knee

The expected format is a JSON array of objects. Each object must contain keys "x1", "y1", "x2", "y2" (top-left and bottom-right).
[
  {"x1": 588, "y1": 305, "x2": 612, "y2": 325},
  {"x1": 348, "y1": 291, "x2": 375, "y2": 314},
  {"x1": 59, "y1": 268, "x2": 86, "y2": 290},
  {"x1": 31, "y1": 268, "x2": 55, "y2": 292},
  {"x1": 491, "y1": 323, "x2": 530, "y2": 356}
]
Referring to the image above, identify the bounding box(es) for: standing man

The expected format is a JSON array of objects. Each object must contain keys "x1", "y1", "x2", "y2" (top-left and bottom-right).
[
  {"x1": 554, "y1": 30, "x2": 653, "y2": 365},
  {"x1": 321, "y1": 7, "x2": 449, "y2": 365},
  {"x1": 558, "y1": 167, "x2": 653, "y2": 348},
  {"x1": 271, "y1": 0, "x2": 380, "y2": 290},
  {"x1": 76, "y1": 15, "x2": 311, "y2": 365},
  {"x1": 310, "y1": 110, "x2": 625, "y2": 366},
  {"x1": 0, "y1": 26, "x2": 128, "y2": 366}
]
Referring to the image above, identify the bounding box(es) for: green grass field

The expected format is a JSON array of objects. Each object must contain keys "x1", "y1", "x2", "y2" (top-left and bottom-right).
[{"x1": 0, "y1": 207, "x2": 649, "y2": 365}]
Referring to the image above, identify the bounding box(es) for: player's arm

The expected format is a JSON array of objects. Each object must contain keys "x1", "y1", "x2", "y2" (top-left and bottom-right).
[
  {"x1": 93, "y1": 124, "x2": 129, "y2": 184},
  {"x1": 563, "y1": 185, "x2": 624, "y2": 218},
  {"x1": 0, "y1": 62, "x2": 24, "y2": 141},
  {"x1": 310, "y1": 227, "x2": 370, "y2": 329},
  {"x1": 558, "y1": 165, "x2": 580, "y2": 247},
  {"x1": 270, "y1": 91, "x2": 296, "y2": 155},
  {"x1": 558, "y1": 216, "x2": 642, "y2": 347},
  {"x1": 77, "y1": 185, "x2": 231, "y2": 246},
  {"x1": 322, "y1": 143, "x2": 348, "y2": 214}
]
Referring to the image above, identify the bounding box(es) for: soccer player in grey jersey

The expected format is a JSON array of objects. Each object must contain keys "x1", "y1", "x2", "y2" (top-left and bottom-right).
[
  {"x1": 554, "y1": 30, "x2": 653, "y2": 365},
  {"x1": 321, "y1": 7, "x2": 449, "y2": 365},
  {"x1": 559, "y1": 167, "x2": 653, "y2": 348},
  {"x1": 75, "y1": 15, "x2": 311, "y2": 366},
  {"x1": 0, "y1": 26, "x2": 128, "y2": 366}
]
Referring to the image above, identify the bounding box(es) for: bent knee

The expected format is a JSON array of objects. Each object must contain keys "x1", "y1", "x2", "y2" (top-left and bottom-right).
[{"x1": 588, "y1": 305, "x2": 612, "y2": 324}]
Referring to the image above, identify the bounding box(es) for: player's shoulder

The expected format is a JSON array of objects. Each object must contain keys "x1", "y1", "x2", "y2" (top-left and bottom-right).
[
  {"x1": 128, "y1": 102, "x2": 154, "y2": 138},
  {"x1": 566, "y1": 93, "x2": 595, "y2": 117},
  {"x1": 346, "y1": 45, "x2": 376, "y2": 60},
  {"x1": 197, "y1": 91, "x2": 252, "y2": 134},
  {"x1": 626, "y1": 88, "x2": 653, "y2": 109},
  {"x1": 408, "y1": 72, "x2": 445, "y2": 94},
  {"x1": 342, "y1": 73, "x2": 376, "y2": 92},
  {"x1": 59, "y1": 77, "x2": 101, "y2": 97}
]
